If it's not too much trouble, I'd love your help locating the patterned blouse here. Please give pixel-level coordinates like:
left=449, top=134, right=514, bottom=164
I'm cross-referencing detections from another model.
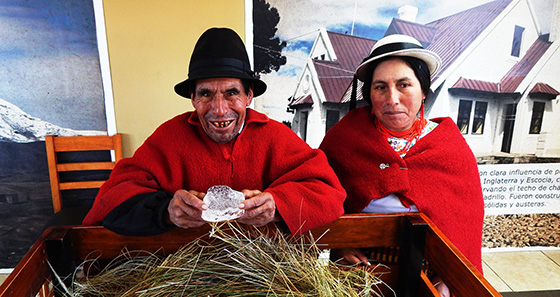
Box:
left=388, top=120, right=439, bottom=157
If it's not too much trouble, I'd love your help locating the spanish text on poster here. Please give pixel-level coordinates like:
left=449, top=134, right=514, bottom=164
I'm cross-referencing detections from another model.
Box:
left=479, top=163, right=560, bottom=215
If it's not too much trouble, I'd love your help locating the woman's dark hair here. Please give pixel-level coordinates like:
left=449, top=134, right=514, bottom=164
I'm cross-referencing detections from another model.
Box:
left=361, top=56, right=431, bottom=105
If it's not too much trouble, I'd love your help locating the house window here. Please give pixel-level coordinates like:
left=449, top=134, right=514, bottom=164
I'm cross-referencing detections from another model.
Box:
left=325, top=110, right=339, bottom=133
left=300, top=111, right=309, bottom=141
left=457, top=100, right=473, bottom=134
left=511, top=25, right=525, bottom=57
left=472, top=101, right=488, bottom=134
left=529, top=102, right=545, bottom=134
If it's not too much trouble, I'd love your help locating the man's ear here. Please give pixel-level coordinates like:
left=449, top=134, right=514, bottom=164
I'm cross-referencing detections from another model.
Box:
left=190, top=91, right=200, bottom=109
left=189, top=83, right=196, bottom=100
left=246, top=87, right=254, bottom=107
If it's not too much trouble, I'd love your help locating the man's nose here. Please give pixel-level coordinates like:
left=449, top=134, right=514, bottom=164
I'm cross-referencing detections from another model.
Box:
left=210, top=94, right=228, bottom=115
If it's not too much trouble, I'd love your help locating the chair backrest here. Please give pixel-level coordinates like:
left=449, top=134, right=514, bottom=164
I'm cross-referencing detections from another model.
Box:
left=45, top=134, right=123, bottom=213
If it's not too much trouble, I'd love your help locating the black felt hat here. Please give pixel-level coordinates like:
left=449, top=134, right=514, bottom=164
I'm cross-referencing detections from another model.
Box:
left=174, top=27, right=267, bottom=98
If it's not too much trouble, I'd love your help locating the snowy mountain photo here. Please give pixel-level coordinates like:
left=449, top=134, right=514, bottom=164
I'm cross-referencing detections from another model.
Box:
left=0, top=97, right=105, bottom=143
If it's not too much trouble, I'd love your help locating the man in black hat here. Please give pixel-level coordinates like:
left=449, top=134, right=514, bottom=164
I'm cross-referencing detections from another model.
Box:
left=83, top=27, right=346, bottom=236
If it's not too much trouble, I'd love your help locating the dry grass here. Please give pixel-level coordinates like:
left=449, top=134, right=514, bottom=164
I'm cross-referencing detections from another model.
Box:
left=56, top=222, right=389, bottom=296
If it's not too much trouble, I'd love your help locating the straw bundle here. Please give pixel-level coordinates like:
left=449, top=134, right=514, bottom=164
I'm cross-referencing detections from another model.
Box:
left=60, top=222, right=388, bottom=296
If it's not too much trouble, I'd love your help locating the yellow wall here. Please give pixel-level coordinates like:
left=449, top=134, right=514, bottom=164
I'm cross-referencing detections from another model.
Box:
left=102, top=0, right=246, bottom=156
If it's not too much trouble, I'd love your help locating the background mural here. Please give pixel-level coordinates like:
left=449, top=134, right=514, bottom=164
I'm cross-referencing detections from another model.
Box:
left=253, top=0, right=560, bottom=250
left=0, top=0, right=107, bottom=268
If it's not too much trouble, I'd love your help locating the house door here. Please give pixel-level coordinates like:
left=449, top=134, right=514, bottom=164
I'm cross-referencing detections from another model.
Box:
left=501, top=103, right=517, bottom=153
left=300, top=111, right=309, bottom=142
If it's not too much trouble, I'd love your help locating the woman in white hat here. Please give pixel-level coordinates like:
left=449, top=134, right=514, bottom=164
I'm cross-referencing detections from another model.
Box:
left=320, top=34, right=484, bottom=296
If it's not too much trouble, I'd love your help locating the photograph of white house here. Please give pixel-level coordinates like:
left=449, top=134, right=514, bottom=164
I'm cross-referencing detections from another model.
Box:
left=286, top=0, right=560, bottom=163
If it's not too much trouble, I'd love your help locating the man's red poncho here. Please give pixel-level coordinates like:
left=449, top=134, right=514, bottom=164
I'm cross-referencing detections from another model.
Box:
left=320, top=106, right=484, bottom=272
left=83, top=109, right=346, bottom=235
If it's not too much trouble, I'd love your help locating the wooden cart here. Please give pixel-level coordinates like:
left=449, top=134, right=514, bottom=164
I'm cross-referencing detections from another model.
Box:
left=0, top=213, right=501, bottom=297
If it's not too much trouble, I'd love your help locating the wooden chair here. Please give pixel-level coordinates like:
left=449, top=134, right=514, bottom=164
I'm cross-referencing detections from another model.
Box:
left=44, top=134, right=123, bottom=224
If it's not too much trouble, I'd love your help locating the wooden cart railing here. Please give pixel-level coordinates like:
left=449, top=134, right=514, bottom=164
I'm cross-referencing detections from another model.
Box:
left=0, top=213, right=501, bottom=297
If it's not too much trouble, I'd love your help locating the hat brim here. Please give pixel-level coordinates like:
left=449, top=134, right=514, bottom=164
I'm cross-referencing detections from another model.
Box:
left=174, top=71, right=267, bottom=99
left=355, top=49, right=442, bottom=82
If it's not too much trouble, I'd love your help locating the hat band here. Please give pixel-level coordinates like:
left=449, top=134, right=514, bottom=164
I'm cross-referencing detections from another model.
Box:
left=189, top=58, right=254, bottom=77
left=368, top=42, right=423, bottom=60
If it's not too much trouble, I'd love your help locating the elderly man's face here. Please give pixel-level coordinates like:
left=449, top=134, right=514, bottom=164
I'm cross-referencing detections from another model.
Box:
left=191, top=78, right=253, bottom=143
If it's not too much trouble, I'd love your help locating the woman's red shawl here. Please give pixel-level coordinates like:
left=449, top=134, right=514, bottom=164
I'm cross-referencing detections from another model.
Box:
left=320, top=106, right=484, bottom=272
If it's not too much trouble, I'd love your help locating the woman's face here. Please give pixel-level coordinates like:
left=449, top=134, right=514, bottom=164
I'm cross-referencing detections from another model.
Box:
left=369, top=58, right=425, bottom=131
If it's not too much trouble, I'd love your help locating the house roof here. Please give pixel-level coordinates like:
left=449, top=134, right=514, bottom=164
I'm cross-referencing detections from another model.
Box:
left=530, top=83, right=560, bottom=96
left=451, top=78, right=560, bottom=98
left=326, top=31, right=376, bottom=71
left=314, top=59, right=354, bottom=103
left=318, top=32, right=375, bottom=104
left=370, top=0, right=557, bottom=97
left=501, top=35, right=552, bottom=93
left=334, top=0, right=514, bottom=99
left=385, top=18, right=437, bottom=47
left=290, top=31, right=375, bottom=107
left=449, top=35, right=553, bottom=95
left=289, top=94, right=313, bottom=107
left=390, top=0, right=513, bottom=79
left=451, top=77, right=500, bottom=93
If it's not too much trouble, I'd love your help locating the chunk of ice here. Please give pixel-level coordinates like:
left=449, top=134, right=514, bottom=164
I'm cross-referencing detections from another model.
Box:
left=201, top=185, right=245, bottom=222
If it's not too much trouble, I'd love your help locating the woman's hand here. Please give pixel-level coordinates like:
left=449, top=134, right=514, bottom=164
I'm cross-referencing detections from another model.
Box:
left=432, top=276, right=451, bottom=297
left=331, top=248, right=371, bottom=266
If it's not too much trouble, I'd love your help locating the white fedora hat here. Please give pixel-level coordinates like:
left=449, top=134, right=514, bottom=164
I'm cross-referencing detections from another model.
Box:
left=355, top=34, right=441, bottom=81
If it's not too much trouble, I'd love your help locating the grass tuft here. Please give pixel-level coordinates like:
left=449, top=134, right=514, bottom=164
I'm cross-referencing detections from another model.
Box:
left=60, top=222, right=389, bottom=296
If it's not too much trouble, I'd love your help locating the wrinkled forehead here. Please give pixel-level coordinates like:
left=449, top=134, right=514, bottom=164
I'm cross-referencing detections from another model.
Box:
left=194, top=77, right=244, bottom=91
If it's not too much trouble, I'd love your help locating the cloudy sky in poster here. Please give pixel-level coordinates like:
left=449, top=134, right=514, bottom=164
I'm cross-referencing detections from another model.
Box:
left=0, top=0, right=106, bottom=131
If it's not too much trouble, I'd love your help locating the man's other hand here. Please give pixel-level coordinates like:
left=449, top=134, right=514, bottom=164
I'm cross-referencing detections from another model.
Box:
left=166, top=189, right=207, bottom=229
left=237, top=190, right=280, bottom=227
